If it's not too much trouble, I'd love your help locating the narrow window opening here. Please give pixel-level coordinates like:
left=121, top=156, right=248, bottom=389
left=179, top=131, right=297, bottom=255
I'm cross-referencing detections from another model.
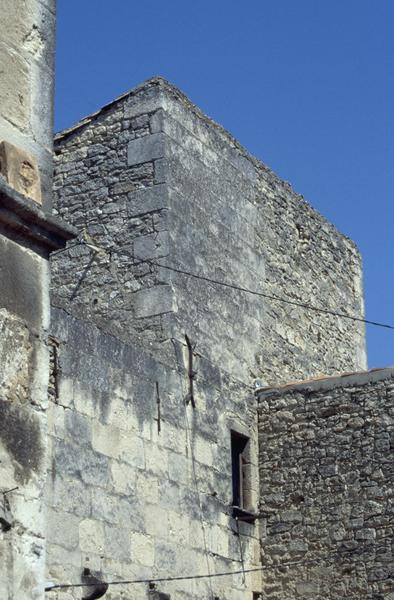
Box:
left=231, top=430, right=254, bottom=520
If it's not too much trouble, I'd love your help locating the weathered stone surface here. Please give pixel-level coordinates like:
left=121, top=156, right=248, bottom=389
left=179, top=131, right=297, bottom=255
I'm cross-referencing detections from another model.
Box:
left=46, top=306, right=259, bottom=598
left=0, top=141, right=41, bottom=203
left=257, top=368, right=394, bottom=599
left=0, top=46, right=30, bottom=130
left=0, top=0, right=56, bottom=209
left=0, top=235, right=46, bottom=327
left=127, top=184, right=167, bottom=216
left=46, top=77, right=374, bottom=600
left=133, top=285, right=176, bottom=318
left=52, top=77, right=366, bottom=385
left=128, top=132, right=166, bottom=165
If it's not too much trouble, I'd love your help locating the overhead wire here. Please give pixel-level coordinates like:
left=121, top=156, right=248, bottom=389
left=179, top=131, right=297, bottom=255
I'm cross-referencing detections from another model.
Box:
left=47, top=244, right=393, bottom=595
left=45, top=540, right=394, bottom=591
left=139, top=258, right=394, bottom=331
left=52, top=241, right=394, bottom=331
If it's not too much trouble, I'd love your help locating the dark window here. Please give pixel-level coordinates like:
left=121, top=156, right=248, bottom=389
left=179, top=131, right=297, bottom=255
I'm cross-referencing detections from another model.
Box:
left=231, top=430, right=251, bottom=511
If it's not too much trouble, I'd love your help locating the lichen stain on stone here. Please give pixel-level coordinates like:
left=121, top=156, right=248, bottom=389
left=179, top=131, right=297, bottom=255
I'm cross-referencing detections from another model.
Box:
left=0, top=399, right=43, bottom=484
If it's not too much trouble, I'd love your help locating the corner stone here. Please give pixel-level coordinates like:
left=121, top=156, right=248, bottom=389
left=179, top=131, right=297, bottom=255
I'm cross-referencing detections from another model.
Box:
left=128, top=133, right=166, bottom=166
left=133, top=285, right=176, bottom=318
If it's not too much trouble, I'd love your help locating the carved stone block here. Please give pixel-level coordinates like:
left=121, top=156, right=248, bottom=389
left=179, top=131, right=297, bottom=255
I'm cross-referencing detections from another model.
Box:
left=0, top=140, right=41, bottom=204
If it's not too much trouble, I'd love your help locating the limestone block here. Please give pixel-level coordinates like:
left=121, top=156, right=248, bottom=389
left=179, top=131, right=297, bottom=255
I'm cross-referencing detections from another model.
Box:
left=149, top=109, right=164, bottom=134
left=154, top=540, right=177, bottom=571
left=104, top=524, right=131, bottom=562
left=127, top=184, right=167, bottom=217
left=47, top=509, right=79, bottom=550
left=158, top=479, right=180, bottom=510
left=167, top=510, right=189, bottom=544
left=145, top=441, right=169, bottom=478
left=79, top=518, right=105, bottom=554
left=52, top=475, right=92, bottom=518
left=1, top=0, right=55, bottom=65
left=0, top=47, right=30, bottom=131
left=189, top=519, right=205, bottom=549
left=136, top=472, right=159, bottom=504
left=110, top=461, right=137, bottom=495
left=0, top=309, right=33, bottom=404
left=54, top=439, right=110, bottom=488
left=158, top=423, right=185, bottom=455
left=1, top=0, right=33, bottom=49
left=127, top=133, right=166, bottom=166
left=133, top=285, right=176, bottom=318
left=154, top=158, right=167, bottom=184
left=296, top=581, right=320, bottom=596
left=0, top=140, right=41, bottom=203
left=134, top=231, right=169, bottom=261
left=144, top=504, right=168, bottom=538
left=92, top=422, right=145, bottom=468
left=91, top=490, right=145, bottom=531
left=100, top=394, right=137, bottom=432
left=47, top=402, right=66, bottom=439
left=168, top=451, right=189, bottom=485
left=193, top=436, right=214, bottom=467
left=0, top=236, right=44, bottom=329
left=130, top=532, right=154, bottom=566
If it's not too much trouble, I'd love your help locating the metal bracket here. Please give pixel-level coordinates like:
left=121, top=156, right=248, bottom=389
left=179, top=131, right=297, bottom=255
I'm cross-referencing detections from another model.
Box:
left=185, top=334, right=197, bottom=408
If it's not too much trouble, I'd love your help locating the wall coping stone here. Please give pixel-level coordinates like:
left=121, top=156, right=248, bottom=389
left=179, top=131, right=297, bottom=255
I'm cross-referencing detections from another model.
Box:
left=256, top=365, right=394, bottom=399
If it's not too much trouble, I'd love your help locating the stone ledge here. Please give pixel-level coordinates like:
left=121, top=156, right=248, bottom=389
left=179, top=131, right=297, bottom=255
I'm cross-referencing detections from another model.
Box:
left=0, top=176, right=76, bottom=254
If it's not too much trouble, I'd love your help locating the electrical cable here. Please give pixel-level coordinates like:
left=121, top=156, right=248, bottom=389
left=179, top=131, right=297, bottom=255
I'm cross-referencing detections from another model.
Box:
left=45, top=544, right=394, bottom=592
left=52, top=242, right=394, bottom=331
left=140, top=258, right=394, bottom=331
left=46, top=244, right=393, bottom=596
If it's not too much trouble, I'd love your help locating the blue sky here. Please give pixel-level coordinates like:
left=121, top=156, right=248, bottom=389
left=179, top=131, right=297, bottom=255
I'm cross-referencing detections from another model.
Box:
left=56, top=0, right=394, bottom=368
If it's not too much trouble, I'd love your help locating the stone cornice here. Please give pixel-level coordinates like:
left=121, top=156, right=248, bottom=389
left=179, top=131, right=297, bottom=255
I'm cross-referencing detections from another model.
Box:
left=0, top=177, right=76, bottom=255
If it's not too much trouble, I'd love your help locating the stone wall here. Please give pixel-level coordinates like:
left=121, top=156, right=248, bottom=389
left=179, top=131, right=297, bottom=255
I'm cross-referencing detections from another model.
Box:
left=51, top=83, right=170, bottom=351
left=0, top=3, right=75, bottom=599
left=45, top=308, right=261, bottom=600
left=50, top=76, right=371, bottom=599
left=0, top=187, right=73, bottom=600
left=52, top=77, right=365, bottom=387
left=0, top=300, right=49, bottom=600
left=257, top=368, right=394, bottom=599
left=0, top=0, right=56, bottom=208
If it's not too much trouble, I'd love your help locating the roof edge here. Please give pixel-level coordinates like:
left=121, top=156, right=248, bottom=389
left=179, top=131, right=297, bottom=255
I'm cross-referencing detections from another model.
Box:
left=54, top=76, right=361, bottom=253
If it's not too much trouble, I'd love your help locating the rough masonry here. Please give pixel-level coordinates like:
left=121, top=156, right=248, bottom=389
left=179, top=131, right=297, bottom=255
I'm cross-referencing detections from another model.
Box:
left=257, top=368, right=394, bottom=599
left=51, top=77, right=366, bottom=387
left=1, top=10, right=391, bottom=596
left=46, top=78, right=373, bottom=600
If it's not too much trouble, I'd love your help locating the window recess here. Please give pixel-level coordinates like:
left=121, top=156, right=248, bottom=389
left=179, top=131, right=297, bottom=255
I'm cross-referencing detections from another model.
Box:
left=231, top=430, right=256, bottom=522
